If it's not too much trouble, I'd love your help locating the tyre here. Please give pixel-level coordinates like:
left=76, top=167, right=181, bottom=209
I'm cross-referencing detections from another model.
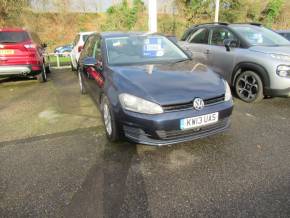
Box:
left=71, top=62, right=76, bottom=71
left=37, top=63, right=47, bottom=83
left=101, top=95, right=120, bottom=142
left=235, top=70, right=264, bottom=103
left=78, top=69, right=86, bottom=95
left=45, top=63, right=51, bottom=74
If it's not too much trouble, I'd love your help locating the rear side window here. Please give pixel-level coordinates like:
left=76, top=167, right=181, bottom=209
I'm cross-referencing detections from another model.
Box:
left=0, top=31, right=30, bottom=43
left=187, top=28, right=209, bottom=44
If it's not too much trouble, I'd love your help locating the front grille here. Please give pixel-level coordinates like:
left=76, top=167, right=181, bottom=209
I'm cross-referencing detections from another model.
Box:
left=204, top=95, right=225, bottom=105
left=156, top=118, right=228, bottom=140
left=162, top=94, right=225, bottom=112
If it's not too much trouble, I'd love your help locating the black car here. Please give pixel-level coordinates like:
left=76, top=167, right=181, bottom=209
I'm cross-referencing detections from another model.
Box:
left=77, top=32, right=234, bottom=146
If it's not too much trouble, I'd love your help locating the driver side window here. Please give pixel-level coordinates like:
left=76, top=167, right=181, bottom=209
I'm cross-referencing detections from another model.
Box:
left=83, top=35, right=96, bottom=57
left=210, top=28, right=238, bottom=46
left=187, top=28, right=209, bottom=44
left=93, top=37, right=101, bottom=59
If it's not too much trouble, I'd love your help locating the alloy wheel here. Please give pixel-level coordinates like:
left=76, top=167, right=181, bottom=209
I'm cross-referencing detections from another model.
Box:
left=237, top=73, right=259, bottom=101
left=78, top=70, right=84, bottom=92
left=103, top=102, right=112, bottom=136
left=42, top=63, right=47, bottom=81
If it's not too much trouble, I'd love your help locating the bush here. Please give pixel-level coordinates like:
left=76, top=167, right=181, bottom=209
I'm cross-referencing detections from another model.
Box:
left=102, top=0, right=145, bottom=31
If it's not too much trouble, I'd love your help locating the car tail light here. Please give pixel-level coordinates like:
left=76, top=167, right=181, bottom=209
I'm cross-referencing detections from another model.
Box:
left=24, top=44, right=37, bottom=49
left=78, top=45, right=83, bottom=52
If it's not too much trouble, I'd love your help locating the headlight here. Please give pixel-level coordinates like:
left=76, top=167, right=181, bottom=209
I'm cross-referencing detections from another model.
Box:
left=270, top=54, right=290, bottom=62
left=224, top=80, right=232, bottom=102
left=277, top=65, right=290, bottom=77
left=119, top=93, right=163, bottom=114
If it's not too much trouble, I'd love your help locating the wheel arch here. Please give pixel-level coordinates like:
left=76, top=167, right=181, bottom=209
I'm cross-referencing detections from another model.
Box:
left=231, top=62, right=270, bottom=89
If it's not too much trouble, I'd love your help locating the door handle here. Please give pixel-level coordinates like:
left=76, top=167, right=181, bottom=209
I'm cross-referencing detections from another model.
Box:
left=204, top=49, right=211, bottom=54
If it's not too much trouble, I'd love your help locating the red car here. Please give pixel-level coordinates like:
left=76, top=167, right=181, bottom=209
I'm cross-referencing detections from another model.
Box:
left=0, top=28, right=48, bottom=82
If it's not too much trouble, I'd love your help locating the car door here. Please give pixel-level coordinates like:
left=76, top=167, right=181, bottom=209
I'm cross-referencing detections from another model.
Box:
left=81, top=35, right=104, bottom=103
left=207, top=27, right=240, bottom=81
left=181, top=27, right=211, bottom=65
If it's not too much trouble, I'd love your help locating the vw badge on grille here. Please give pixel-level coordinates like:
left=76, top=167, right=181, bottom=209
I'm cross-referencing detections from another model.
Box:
left=193, top=98, right=204, bottom=110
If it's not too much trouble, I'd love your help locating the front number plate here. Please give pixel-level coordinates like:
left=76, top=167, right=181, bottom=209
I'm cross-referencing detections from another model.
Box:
left=180, top=112, right=219, bottom=130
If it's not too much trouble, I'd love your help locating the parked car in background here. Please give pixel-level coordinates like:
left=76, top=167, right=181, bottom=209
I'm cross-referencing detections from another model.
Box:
left=179, top=23, right=290, bottom=103
left=70, top=31, right=95, bottom=71
left=276, top=30, right=290, bottom=41
left=0, top=28, right=48, bottom=82
left=54, top=44, right=73, bottom=56
left=77, top=32, right=233, bottom=146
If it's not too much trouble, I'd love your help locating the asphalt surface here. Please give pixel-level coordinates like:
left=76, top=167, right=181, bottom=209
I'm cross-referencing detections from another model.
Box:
left=0, top=69, right=290, bottom=218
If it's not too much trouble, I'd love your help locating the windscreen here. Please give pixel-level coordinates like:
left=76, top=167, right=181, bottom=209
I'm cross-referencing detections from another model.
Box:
left=105, top=35, right=188, bottom=65
left=0, top=31, right=30, bottom=43
left=232, top=25, right=290, bottom=46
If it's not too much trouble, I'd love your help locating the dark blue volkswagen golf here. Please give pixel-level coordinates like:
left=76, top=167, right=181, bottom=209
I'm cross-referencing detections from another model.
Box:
left=77, top=32, right=234, bottom=146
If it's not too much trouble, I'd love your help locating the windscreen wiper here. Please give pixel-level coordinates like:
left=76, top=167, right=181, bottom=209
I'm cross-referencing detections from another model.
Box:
left=173, top=58, right=189, bottom=63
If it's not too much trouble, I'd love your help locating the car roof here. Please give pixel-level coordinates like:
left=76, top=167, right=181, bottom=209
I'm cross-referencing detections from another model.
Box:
left=99, top=32, right=161, bottom=39
left=0, top=27, right=26, bottom=32
left=188, top=22, right=263, bottom=29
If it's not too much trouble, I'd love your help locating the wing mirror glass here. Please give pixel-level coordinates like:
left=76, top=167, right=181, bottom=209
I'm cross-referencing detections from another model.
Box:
left=224, top=39, right=239, bottom=52
left=84, top=57, right=97, bottom=67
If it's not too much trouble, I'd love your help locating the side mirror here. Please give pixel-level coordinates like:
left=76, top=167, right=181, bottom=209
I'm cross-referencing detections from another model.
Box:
left=224, top=39, right=239, bottom=52
left=84, top=57, right=97, bottom=67
left=84, top=57, right=103, bottom=72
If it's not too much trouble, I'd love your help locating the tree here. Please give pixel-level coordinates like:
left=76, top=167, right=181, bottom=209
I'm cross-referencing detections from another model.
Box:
left=219, top=0, right=246, bottom=22
left=103, top=0, right=145, bottom=31
left=260, top=0, right=285, bottom=25
left=0, top=0, right=29, bottom=26
left=174, top=0, right=213, bottom=24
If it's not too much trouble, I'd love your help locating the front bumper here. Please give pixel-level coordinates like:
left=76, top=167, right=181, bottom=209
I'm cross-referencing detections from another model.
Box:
left=265, top=87, right=290, bottom=97
left=0, top=65, right=41, bottom=77
left=117, top=101, right=233, bottom=146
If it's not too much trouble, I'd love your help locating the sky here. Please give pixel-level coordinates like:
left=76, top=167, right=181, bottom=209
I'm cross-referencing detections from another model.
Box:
left=31, top=0, right=174, bottom=13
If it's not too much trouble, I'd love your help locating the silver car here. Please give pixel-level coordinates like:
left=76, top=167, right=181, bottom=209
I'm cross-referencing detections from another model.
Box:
left=179, top=23, right=290, bottom=103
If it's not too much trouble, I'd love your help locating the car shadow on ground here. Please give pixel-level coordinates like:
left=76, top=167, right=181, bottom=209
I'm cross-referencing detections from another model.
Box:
left=62, top=137, right=151, bottom=218
left=0, top=76, right=36, bottom=84
left=0, top=70, right=53, bottom=84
